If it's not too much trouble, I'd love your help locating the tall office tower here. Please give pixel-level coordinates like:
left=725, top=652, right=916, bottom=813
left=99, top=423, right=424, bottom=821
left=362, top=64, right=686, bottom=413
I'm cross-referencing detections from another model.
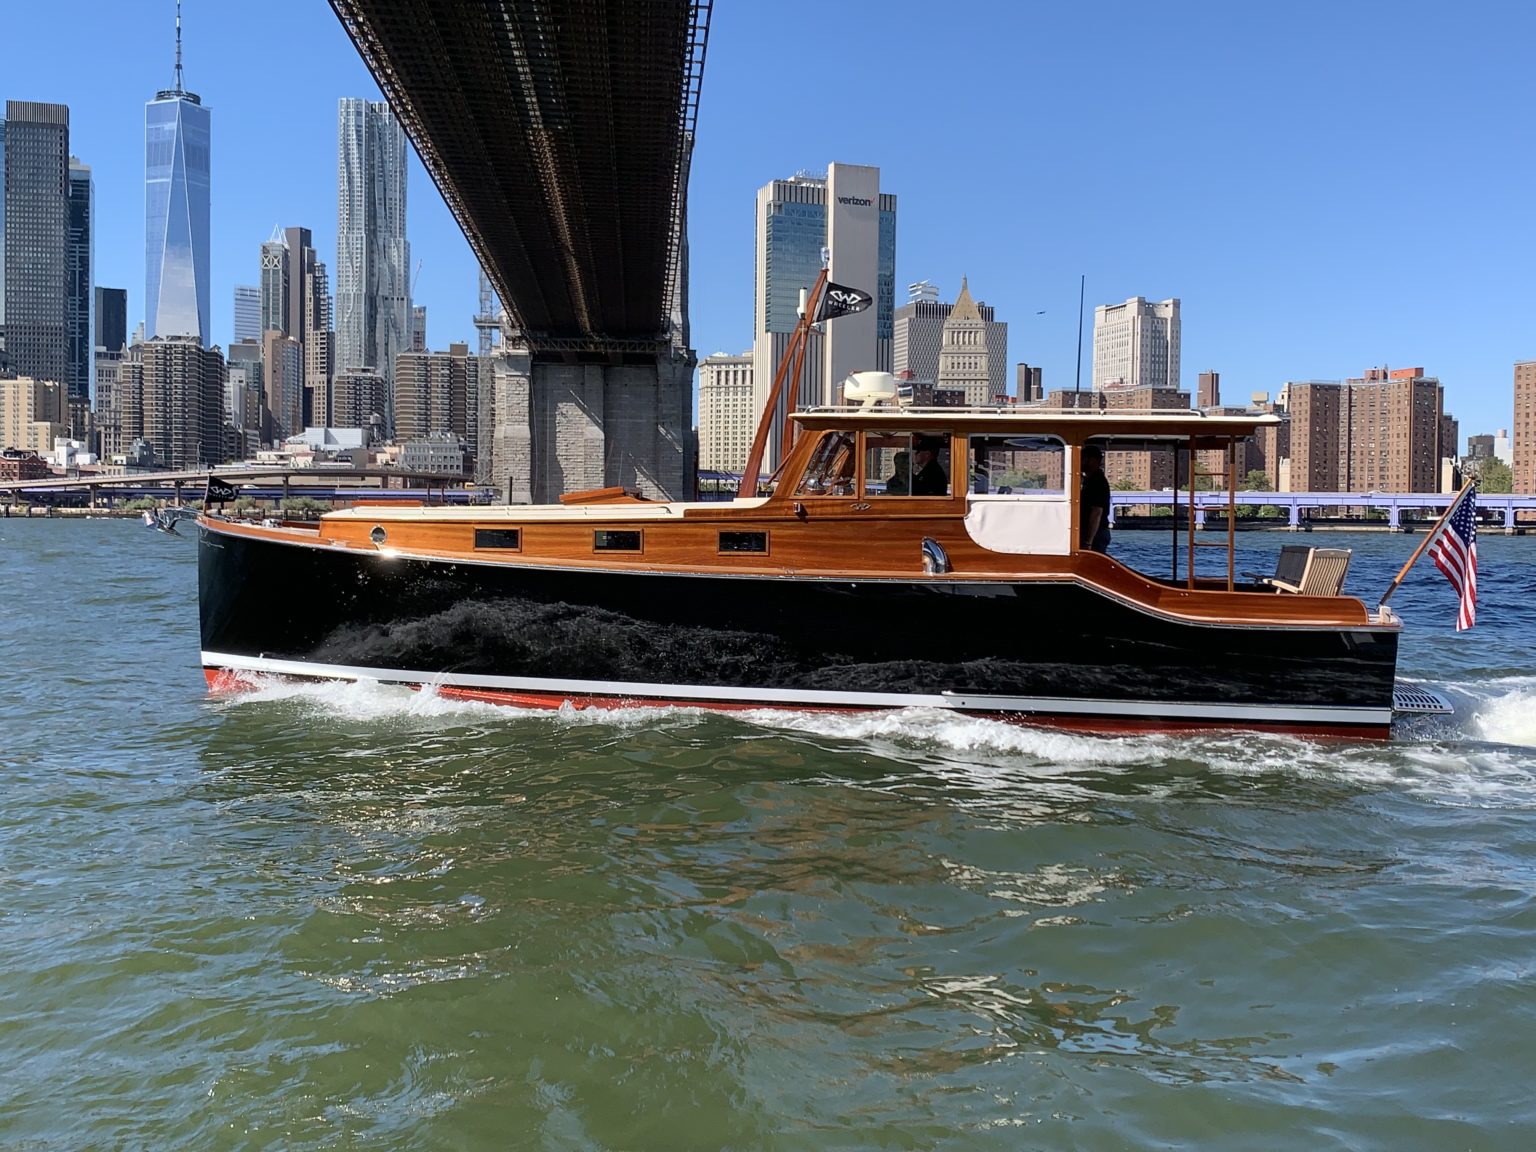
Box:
left=259, top=227, right=333, bottom=426
left=336, top=98, right=410, bottom=430
left=1198, top=370, right=1220, bottom=408
left=935, top=278, right=994, bottom=406
left=225, top=337, right=263, bottom=441
left=411, top=305, right=427, bottom=352
left=232, top=284, right=260, bottom=343
left=697, top=351, right=754, bottom=471
left=393, top=341, right=477, bottom=444
left=260, top=330, right=302, bottom=441
left=1015, top=363, right=1043, bottom=403
left=1091, top=296, right=1180, bottom=391
left=1515, top=361, right=1536, bottom=493
left=65, top=158, right=93, bottom=432
left=140, top=335, right=225, bottom=468
left=1, top=102, right=71, bottom=391
left=94, top=287, right=127, bottom=353
left=290, top=233, right=332, bottom=427
left=306, top=327, right=334, bottom=427
left=112, top=350, right=146, bottom=459
left=93, top=347, right=127, bottom=457
left=259, top=232, right=288, bottom=333
left=145, top=6, right=211, bottom=344
left=751, top=166, right=896, bottom=468
left=894, top=280, right=1008, bottom=398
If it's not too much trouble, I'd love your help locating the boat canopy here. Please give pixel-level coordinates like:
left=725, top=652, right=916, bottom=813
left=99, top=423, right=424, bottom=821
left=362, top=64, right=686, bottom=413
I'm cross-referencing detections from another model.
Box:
left=791, top=406, right=1280, bottom=447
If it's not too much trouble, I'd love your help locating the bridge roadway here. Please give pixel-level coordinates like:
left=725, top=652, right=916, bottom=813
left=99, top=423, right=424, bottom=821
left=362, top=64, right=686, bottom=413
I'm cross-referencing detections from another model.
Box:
left=1109, top=490, right=1536, bottom=531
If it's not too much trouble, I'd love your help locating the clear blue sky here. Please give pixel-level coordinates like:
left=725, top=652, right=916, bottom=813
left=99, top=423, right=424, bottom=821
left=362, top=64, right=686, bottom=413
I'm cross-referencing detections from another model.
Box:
left=6, top=1, right=1532, bottom=440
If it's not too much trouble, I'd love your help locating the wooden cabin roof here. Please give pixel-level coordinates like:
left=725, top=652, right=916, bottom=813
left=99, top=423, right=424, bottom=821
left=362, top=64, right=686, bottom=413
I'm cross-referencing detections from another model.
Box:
left=791, top=406, right=1281, bottom=442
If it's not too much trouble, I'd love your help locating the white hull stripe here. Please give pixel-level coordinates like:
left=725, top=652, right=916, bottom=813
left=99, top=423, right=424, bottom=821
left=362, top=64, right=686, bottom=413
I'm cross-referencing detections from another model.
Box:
left=201, top=652, right=1393, bottom=727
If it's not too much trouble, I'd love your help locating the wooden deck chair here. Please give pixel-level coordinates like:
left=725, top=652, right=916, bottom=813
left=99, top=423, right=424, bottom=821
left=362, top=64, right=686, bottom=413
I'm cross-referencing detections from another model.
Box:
left=1249, top=544, right=1312, bottom=591
left=1271, top=547, right=1352, bottom=596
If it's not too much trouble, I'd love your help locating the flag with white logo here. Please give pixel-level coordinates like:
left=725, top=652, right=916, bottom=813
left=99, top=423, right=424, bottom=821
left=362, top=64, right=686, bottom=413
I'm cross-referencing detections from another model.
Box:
left=815, top=283, right=873, bottom=323
left=204, top=475, right=239, bottom=507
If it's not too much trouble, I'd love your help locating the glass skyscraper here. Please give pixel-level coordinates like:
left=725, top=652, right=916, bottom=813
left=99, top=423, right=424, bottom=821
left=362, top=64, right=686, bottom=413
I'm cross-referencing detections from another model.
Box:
left=750, top=168, right=897, bottom=468
left=336, top=98, right=410, bottom=430
left=145, top=19, right=210, bottom=347
left=1, top=101, right=71, bottom=392
left=68, top=159, right=94, bottom=412
left=232, top=285, right=260, bottom=344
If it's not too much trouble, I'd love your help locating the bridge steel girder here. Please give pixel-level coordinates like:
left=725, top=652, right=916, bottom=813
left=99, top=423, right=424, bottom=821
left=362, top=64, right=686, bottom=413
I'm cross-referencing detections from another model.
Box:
left=329, top=0, right=711, bottom=356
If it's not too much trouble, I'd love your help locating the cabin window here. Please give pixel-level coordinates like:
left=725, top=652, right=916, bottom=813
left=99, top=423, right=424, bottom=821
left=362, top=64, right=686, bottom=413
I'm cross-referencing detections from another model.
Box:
left=961, top=434, right=1073, bottom=557
left=594, top=529, right=642, bottom=552
left=718, top=530, right=768, bottom=554
left=474, top=528, right=522, bottom=550
left=864, top=431, right=951, bottom=497
left=968, top=434, right=1066, bottom=495
left=795, top=432, right=857, bottom=497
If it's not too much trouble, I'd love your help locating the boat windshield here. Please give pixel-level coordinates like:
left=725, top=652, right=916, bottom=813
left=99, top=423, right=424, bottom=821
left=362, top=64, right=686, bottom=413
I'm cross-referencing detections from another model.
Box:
left=795, top=432, right=857, bottom=497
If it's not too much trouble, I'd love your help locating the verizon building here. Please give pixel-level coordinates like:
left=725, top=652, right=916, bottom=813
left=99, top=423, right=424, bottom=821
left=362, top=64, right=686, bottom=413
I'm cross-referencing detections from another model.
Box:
left=751, top=164, right=896, bottom=468
left=1092, top=296, right=1180, bottom=391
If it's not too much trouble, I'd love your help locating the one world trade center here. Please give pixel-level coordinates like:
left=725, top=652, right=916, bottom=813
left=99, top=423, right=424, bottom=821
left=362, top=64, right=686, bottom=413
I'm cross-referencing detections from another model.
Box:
left=145, top=3, right=209, bottom=345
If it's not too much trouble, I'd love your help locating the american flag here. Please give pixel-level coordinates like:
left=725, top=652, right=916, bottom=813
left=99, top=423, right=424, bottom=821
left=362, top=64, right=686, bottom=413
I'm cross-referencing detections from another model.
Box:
left=1428, top=483, right=1478, bottom=631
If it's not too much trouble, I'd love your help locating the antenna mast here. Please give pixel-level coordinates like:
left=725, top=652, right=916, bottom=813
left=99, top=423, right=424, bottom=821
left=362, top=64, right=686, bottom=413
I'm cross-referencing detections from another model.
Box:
left=174, top=0, right=184, bottom=92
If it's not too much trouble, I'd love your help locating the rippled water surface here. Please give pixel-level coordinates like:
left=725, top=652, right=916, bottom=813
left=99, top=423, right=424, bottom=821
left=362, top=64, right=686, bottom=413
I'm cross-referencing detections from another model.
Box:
left=2, top=519, right=1534, bottom=1149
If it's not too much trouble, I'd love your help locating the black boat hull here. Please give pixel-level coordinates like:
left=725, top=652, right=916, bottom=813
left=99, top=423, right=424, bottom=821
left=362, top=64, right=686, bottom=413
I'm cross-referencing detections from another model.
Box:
left=198, top=523, right=1399, bottom=735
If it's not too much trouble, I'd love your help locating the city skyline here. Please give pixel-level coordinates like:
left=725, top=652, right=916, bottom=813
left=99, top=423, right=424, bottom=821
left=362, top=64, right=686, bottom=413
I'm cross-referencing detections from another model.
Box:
left=0, top=1, right=1531, bottom=442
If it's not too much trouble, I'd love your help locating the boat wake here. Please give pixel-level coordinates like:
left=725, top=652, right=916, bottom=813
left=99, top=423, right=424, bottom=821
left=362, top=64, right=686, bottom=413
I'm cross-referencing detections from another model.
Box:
left=212, top=673, right=1536, bottom=803
left=1454, top=676, right=1536, bottom=748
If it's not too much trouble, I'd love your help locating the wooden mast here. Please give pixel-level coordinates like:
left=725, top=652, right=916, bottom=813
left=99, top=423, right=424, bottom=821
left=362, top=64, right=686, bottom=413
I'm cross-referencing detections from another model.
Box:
left=738, top=269, right=828, bottom=497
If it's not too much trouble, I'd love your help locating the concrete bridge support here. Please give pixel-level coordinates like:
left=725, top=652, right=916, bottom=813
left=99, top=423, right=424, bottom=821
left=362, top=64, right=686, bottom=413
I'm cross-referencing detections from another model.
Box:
left=487, top=349, right=695, bottom=504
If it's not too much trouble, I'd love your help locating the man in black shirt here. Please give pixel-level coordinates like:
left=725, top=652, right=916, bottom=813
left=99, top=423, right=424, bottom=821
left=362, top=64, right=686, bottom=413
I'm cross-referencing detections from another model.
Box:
left=910, top=435, right=948, bottom=496
left=1080, top=444, right=1112, bottom=552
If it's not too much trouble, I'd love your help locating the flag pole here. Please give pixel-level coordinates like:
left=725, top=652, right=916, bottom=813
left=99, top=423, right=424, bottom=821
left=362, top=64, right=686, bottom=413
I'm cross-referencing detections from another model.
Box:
left=738, top=268, right=828, bottom=498
left=1378, top=479, right=1475, bottom=608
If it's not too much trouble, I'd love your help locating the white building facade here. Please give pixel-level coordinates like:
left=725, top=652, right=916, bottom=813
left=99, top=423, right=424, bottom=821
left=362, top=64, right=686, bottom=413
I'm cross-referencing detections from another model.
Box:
left=697, top=351, right=754, bottom=472
left=1091, top=296, right=1180, bottom=391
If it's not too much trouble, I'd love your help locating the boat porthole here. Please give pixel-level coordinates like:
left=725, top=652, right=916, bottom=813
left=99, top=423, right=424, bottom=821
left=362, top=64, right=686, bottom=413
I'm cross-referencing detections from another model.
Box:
left=370, top=526, right=387, bottom=545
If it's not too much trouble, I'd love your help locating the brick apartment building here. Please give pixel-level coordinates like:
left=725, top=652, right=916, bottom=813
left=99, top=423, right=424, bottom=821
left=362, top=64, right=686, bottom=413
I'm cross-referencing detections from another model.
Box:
left=1285, top=367, right=1444, bottom=493
left=1515, top=360, right=1536, bottom=493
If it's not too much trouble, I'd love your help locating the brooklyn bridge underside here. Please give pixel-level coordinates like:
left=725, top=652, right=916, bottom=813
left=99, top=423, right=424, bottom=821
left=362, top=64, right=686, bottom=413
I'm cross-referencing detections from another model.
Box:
left=329, top=0, right=709, bottom=357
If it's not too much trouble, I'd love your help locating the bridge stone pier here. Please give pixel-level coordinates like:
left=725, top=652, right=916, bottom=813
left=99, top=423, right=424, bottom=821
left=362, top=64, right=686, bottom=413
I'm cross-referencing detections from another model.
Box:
left=487, top=350, right=694, bottom=504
